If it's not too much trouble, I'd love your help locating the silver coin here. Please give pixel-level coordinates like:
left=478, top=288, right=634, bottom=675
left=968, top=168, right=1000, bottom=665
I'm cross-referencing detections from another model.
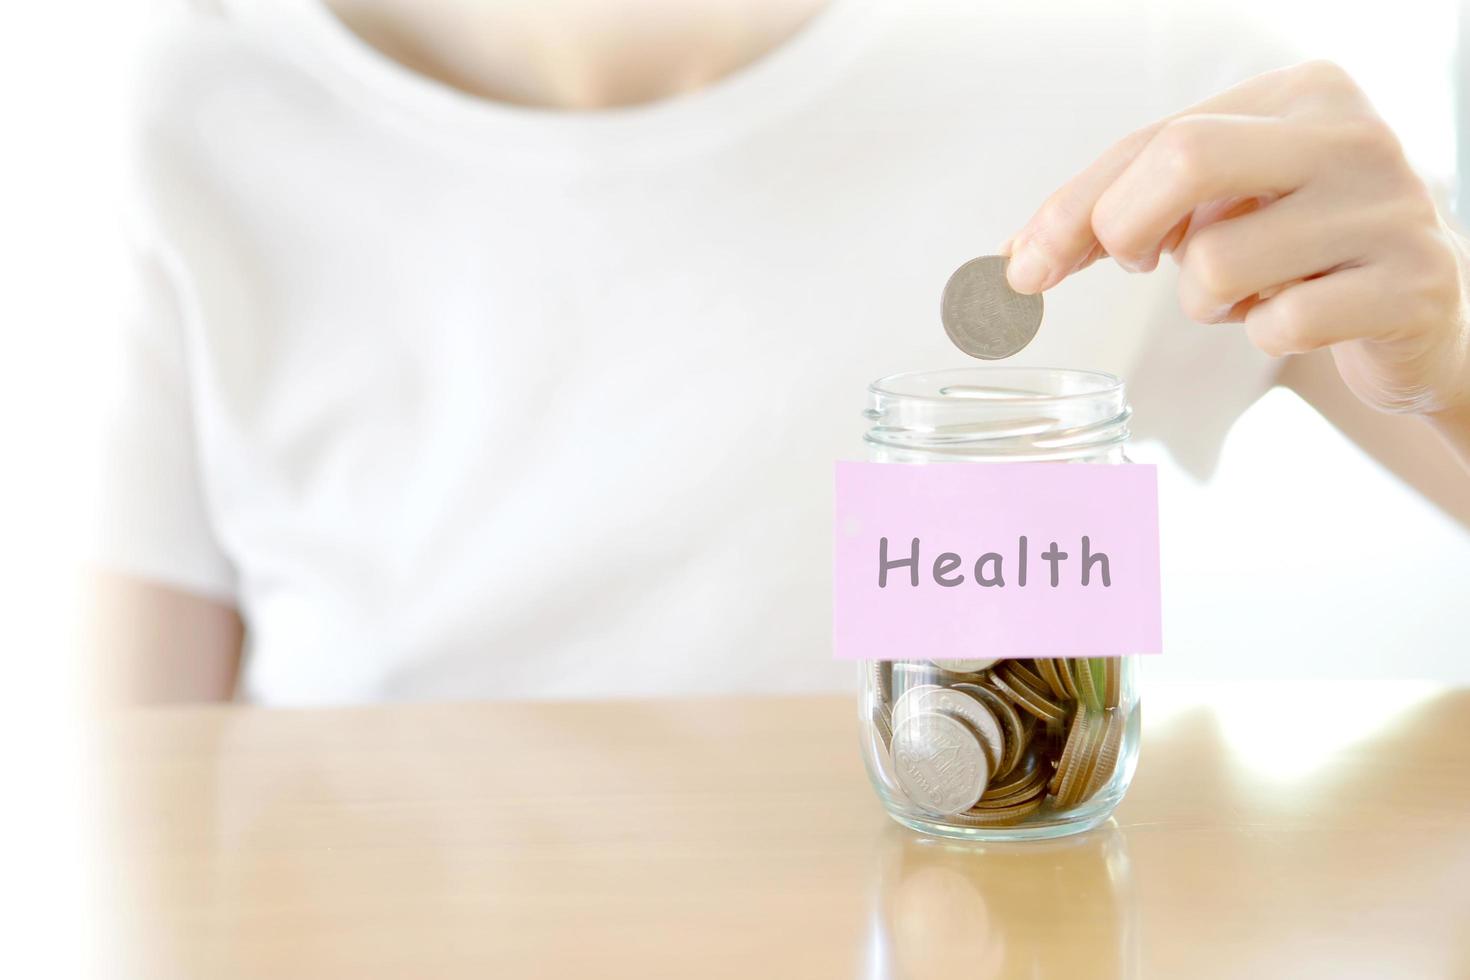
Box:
left=952, top=682, right=1026, bottom=777
left=890, top=711, right=990, bottom=815
left=940, top=255, right=1043, bottom=360
left=909, top=687, right=1005, bottom=775
left=891, top=660, right=942, bottom=685
left=869, top=660, right=892, bottom=709
left=928, top=658, right=998, bottom=673
left=890, top=684, right=944, bottom=730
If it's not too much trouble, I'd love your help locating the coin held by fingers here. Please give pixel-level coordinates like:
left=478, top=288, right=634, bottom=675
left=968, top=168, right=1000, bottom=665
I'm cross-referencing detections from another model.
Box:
left=940, top=255, right=1045, bottom=360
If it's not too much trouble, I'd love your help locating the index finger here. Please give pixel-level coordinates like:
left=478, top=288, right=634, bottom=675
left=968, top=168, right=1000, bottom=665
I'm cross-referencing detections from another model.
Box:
left=1003, top=125, right=1161, bottom=293
left=1004, top=66, right=1304, bottom=294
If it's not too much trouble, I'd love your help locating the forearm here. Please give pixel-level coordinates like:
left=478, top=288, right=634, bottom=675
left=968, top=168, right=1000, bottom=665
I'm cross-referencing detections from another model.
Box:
left=1425, top=401, right=1470, bottom=471
left=90, top=572, right=244, bottom=705
left=1429, top=224, right=1470, bottom=470
left=1279, top=351, right=1470, bottom=528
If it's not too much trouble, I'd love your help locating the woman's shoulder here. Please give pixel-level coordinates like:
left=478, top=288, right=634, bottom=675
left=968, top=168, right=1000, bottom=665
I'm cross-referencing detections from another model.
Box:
left=129, top=1, right=329, bottom=134
left=124, top=2, right=348, bottom=207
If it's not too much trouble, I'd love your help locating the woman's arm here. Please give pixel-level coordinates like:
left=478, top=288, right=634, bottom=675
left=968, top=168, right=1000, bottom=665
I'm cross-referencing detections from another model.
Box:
left=1003, top=60, right=1470, bottom=479
left=90, top=572, right=243, bottom=704
left=1427, top=400, right=1470, bottom=470
left=1279, top=350, right=1470, bottom=527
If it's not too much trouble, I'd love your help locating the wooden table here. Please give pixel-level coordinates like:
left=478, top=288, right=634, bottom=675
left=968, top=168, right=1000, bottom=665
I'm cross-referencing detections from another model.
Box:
left=104, top=682, right=1470, bottom=979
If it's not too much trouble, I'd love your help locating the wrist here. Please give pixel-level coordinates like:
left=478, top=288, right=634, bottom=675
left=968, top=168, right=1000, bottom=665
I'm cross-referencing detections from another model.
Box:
left=1424, top=387, right=1470, bottom=470
left=1423, top=223, right=1470, bottom=467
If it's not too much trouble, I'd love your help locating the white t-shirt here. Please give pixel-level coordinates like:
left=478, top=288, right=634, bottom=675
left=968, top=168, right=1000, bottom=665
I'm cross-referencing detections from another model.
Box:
left=101, top=0, right=1285, bottom=704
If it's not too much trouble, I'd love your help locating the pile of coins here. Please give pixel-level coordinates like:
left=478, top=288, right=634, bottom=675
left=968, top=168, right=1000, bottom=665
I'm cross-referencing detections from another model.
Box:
left=868, top=658, right=1129, bottom=826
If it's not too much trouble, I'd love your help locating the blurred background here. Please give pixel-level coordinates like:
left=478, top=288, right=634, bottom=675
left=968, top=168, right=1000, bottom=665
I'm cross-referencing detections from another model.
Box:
left=10, top=0, right=1465, bottom=691
left=2, top=1, right=1468, bottom=974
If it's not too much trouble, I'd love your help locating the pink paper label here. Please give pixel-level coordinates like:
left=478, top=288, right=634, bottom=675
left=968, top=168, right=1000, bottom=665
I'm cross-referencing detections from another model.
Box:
left=833, top=461, right=1162, bottom=660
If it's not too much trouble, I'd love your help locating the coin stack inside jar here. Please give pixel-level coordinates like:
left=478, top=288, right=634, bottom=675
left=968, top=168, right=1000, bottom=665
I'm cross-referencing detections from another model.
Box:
left=869, top=658, right=1129, bottom=827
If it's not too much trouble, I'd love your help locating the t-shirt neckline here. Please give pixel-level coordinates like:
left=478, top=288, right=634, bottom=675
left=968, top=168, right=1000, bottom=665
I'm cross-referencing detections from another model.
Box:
left=243, top=0, right=879, bottom=167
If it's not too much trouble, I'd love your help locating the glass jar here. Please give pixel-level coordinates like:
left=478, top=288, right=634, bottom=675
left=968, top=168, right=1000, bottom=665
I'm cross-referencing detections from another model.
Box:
left=858, top=367, right=1141, bottom=841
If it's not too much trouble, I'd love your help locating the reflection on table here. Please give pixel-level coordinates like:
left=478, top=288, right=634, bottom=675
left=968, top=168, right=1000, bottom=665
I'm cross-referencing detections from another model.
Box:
left=866, top=821, right=1134, bottom=979
left=101, top=683, right=1470, bottom=978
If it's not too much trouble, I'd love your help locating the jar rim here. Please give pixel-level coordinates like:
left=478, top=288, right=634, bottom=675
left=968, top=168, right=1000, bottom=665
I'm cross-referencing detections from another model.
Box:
left=864, top=367, right=1130, bottom=460
left=868, top=366, right=1125, bottom=406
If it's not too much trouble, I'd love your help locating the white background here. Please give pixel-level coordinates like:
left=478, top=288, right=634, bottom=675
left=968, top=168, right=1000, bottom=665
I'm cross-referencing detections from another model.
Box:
left=2, top=1, right=1466, bottom=975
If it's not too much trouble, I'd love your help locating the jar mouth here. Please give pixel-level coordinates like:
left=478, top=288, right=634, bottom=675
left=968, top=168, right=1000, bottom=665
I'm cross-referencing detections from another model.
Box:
left=868, top=367, right=1125, bottom=405
left=865, top=367, right=1131, bottom=460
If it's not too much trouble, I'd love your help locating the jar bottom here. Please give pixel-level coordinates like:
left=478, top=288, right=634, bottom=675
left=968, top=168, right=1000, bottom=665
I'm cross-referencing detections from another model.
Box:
left=884, top=787, right=1126, bottom=842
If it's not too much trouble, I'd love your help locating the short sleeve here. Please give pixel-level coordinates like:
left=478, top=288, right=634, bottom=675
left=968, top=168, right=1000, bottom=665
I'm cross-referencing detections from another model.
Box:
left=91, top=238, right=237, bottom=601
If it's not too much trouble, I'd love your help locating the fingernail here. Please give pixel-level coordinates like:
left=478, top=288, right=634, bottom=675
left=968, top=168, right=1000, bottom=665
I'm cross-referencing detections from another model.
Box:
left=1006, top=247, right=1051, bottom=294
left=998, top=236, right=1015, bottom=257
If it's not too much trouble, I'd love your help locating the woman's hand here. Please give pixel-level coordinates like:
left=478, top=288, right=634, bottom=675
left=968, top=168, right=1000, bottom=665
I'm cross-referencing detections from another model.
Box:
left=1004, top=61, right=1470, bottom=457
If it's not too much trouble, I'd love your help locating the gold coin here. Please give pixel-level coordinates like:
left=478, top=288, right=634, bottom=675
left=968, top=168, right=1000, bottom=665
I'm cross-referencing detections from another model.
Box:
left=972, top=784, right=1046, bottom=811
left=951, top=793, right=1046, bottom=827
left=974, top=761, right=1048, bottom=809
left=1101, top=657, right=1121, bottom=709
left=1036, top=658, right=1071, bottom=701
left=991, top=663, right=1070, bottom=725
left=1048, top=705, right=1095, bottom=798
left=997, top=661, right=1055, bottom=702
left=1072, top=658, right=1104, bottom=713
left=1055, top=706, right=1109, bottom=808
left=1005, top=659, right=1049, bottom=692
left=977, top=747, right=1038, bottom=798
left=1056, top=657, right=1080, bottom=700
left=1080, top=708, right=1126, bottom=803
left=1016, top=712, right=1038, bottom=756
